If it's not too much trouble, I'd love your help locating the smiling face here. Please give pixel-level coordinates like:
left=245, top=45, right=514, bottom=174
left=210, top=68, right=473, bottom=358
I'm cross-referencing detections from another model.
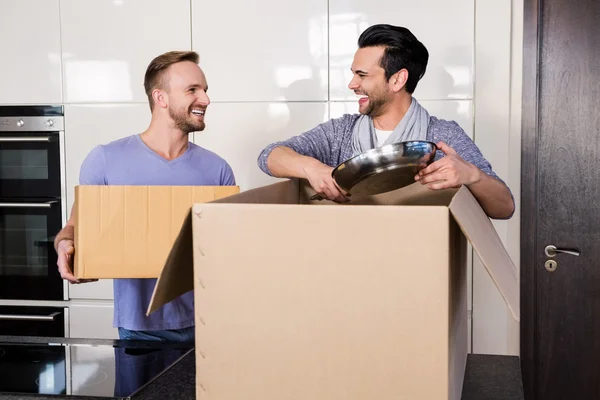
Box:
left=347, top=46, right=392, bottom=118
left=162, top=61, right=210, bottom=133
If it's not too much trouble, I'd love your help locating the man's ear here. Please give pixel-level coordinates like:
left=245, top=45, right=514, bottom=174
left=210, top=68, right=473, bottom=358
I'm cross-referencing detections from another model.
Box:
left=390, top=69, right=409, bottom=93
left=152, top=88, right=168, bottom=109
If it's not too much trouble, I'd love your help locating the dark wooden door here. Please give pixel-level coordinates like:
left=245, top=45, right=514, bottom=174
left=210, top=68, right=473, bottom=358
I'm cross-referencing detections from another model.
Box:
left=521, top=0, right=600, bottom=399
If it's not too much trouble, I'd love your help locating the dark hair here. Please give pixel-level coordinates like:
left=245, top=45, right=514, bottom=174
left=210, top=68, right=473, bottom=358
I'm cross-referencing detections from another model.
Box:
left=144, top=51, right=200, bottom=111
left=357, top=24, right=429, bottom=93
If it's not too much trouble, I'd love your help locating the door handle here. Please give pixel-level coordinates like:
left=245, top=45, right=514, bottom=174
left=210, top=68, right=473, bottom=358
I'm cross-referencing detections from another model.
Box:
left=545, top=245, right=581, bottom=258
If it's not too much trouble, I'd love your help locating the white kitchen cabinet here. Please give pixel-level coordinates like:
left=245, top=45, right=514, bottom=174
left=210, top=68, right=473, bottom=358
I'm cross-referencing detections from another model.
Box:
left=0, top=0, right=62, bottom=104
left=64, top=104, right=151, bottom=300
left=68, top=280, right=114, bottom=301
left=191, top=0, right=328, bottom=102
left=69, top=301, right=118, bottom=339
left=60, top=0, right=191, bottom=103
left=328, top=0, right=473, bottom=102
left=193, top=102, right=329, bottom=191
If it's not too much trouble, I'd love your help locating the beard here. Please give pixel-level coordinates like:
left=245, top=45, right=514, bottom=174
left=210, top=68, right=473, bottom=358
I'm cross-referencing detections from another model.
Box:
left=168, top=105, right=205, bottom=133
left=359, top=84, right=390, bottom=118
left=361, top=96, right=388, bottom=117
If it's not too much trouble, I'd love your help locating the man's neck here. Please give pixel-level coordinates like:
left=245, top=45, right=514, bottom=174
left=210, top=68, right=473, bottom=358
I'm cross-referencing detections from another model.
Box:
left=371, top=95, right=413, bottom=131
left=140, top=119, right=190, bottom=161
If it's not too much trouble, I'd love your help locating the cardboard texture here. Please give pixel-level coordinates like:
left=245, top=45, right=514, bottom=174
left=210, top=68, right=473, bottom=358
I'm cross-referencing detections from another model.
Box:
left=73, top=185, right=240, bottom=279
left=145, top=179, right=519, bottom=400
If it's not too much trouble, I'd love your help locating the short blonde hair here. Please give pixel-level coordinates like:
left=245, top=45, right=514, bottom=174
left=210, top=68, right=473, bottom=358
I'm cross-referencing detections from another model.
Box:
left=143, top=50, right=200, bottom=111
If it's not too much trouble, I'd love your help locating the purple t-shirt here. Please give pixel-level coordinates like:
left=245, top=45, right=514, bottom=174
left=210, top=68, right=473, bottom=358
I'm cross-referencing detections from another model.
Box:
left=78, top=134, right=235, bottom=331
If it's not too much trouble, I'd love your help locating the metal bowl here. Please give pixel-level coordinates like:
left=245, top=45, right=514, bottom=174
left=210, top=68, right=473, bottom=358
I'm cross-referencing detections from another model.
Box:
left=333, top=141, right=437, bottom=197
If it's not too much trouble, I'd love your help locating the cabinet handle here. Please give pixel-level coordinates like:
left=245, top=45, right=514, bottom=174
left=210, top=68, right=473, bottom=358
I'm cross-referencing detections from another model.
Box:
left=0, top=312, right=62, bottom=321
left=0, top=201, right=56, bottom=208
left=0, top=136, right=50, bottom=142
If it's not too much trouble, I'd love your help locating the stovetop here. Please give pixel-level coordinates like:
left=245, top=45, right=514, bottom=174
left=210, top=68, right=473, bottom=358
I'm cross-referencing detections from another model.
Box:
left=0, top=341, right=193, bottom=399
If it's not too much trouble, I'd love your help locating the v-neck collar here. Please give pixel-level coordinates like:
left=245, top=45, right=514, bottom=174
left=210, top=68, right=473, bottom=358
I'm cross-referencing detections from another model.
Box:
left=135, top=134, right=192, bottom=166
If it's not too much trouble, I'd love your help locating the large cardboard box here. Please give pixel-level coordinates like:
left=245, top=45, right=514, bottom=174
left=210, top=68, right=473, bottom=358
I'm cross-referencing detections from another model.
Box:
left=73, top=185, right=240, bottom=278
left=147, top=179, right=519, bottom=400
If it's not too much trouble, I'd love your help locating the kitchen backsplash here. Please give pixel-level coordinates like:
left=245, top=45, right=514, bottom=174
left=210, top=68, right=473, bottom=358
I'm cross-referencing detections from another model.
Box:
left=0, top=0, right=523, bottom=355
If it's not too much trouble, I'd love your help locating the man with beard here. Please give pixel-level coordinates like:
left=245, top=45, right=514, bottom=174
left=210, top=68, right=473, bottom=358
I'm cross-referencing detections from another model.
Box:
left=257, top=24, right=514, bottom=219
left=53, top=51, right=235, bottom=342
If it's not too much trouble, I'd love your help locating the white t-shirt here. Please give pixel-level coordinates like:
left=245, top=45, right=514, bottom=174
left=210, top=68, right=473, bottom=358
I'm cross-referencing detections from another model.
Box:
left=375, top=129, right=393, bottom=147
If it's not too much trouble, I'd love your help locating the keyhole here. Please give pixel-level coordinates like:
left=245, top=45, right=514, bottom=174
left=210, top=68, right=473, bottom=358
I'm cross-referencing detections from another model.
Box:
left=545, top=259, right=558, bottom=272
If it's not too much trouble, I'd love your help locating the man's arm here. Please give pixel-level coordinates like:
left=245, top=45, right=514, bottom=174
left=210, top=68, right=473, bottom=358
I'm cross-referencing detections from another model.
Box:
left=53, top=207, right=84, bottom=283
left=220, top=161, right=237, bottom=186
left=267, top=147, right=349, bottom=203
left=257, top=118, right=349, bottom=202
left=53, top=211, right=74, bottom=253
left=463, top=168, right=514, bottom=219
left=267, top=147, right=347, bottom=202
left=267, top=146, right=320, bottom=179
left=258, top=119, right=335, bottom=175
left=418, top=122, right=515, bottom=219
left=55, top=145, right=107, bottom=283
left=416, top=141, right=514, bottom=218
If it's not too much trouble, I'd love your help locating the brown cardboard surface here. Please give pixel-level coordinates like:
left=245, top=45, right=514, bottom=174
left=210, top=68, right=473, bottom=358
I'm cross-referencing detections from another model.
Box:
left=146, top=180, right=300, bottom=313
left=448, top=217, right=469, bottom=400
left=347, top=178, right=460, bottom=206
left=148, top=180, right=300, bottom=314
left=213, top=179, right=300, bottom=205
left=145, top=211, right=195, bottom=312
left=191, top=203, right=457, bottom=399
left=142, top=179, right=517, bottom=399
left=73, top=185, right=239, bottom=279
left=448, top=187, right=519, bottom=321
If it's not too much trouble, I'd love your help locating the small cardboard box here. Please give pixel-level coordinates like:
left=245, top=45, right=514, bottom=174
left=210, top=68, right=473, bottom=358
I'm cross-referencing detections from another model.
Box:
left=73, top=185, right=240, bottom=278
left=147, top=179, right=519, bottom=400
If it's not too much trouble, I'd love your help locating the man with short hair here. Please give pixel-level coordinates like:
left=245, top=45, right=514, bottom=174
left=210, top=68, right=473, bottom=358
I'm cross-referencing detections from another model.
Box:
left=54, top=50, right=235, bottom=341
left=258, top=24, right=514, bottom=219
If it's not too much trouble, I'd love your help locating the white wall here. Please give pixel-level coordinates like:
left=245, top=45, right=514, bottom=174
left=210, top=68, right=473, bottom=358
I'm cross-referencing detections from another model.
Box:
left=0, top=0, right=523, bottom=352
left=471, top=0, right=523, bottom=356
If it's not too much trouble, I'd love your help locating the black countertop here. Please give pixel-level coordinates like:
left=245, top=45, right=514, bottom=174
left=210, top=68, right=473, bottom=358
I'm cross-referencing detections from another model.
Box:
left=0, top=336, right=523, bottom=400
left=0, top=336, right=194, bottom=400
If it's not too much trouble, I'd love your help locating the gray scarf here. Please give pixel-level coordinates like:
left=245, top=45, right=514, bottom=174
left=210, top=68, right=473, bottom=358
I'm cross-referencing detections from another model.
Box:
left=351, top=97, right=430, bottom=156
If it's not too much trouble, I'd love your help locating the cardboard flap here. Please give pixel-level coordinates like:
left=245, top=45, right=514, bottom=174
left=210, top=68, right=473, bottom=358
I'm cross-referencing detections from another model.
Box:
left=213, top=179, right=299, bottom=205
left=360, top=181, right=459, bottom=206
left=449, top=186, right=520, bottom=321
left=146, top=210, right=194, bottom=315
left=300, top=180, right=459, bottom=206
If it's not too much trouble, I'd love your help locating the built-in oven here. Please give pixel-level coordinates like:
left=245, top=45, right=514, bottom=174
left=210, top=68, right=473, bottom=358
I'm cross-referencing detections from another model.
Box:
left=0, top=199, right=64, bottom=300
left=0, top=106, right=65, bottom=302
left=0, top=305, right=65, bottom=336
left=0, top=106, right=63, bottom=199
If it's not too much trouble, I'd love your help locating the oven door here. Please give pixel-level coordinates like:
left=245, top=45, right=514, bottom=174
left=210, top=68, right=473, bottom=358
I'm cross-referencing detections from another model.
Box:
left=0, top=131, right=62, bottom=199
left=0, top=199, right=64, bottom=300
left=0, top=306, right=65, bottom=336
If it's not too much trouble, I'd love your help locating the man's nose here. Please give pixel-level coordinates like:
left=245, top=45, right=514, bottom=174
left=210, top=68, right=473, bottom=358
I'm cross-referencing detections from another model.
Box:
left=198, top=91, right=210, bottom=106
left=348, top=76, right=359, bottom=90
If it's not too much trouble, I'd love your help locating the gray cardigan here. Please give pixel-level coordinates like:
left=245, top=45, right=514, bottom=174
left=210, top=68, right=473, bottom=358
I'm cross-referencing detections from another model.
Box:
left=258, top=113, right=502, bottom=183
